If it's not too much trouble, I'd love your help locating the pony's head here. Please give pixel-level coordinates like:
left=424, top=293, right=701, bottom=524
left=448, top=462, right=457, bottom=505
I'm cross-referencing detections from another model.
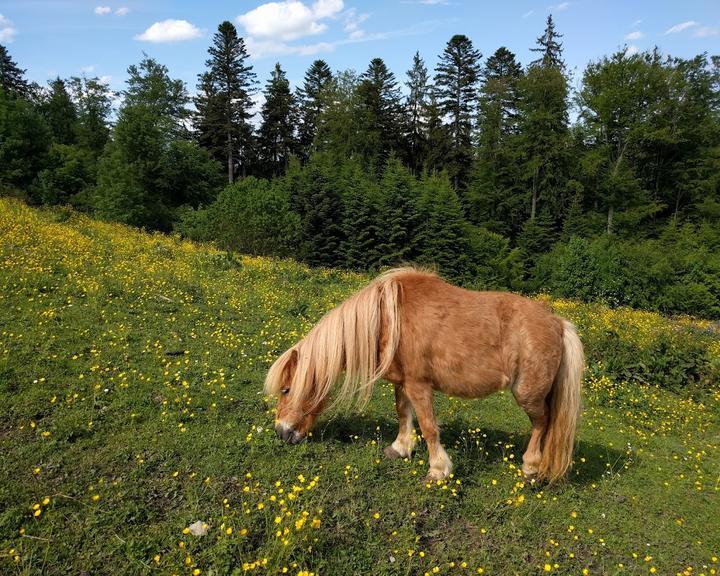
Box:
left=264, top=346, right=326, bottom=444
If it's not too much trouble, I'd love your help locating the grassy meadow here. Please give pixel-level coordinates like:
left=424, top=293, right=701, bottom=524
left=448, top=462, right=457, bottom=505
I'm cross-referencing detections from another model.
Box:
left=0, top=198, right=719, bottom=576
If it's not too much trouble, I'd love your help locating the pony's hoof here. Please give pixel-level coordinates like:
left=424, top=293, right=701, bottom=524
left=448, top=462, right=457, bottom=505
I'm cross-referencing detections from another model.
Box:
left=424, top=470, right=450, bottom=483
left=384, top=445, right=403, bottom=459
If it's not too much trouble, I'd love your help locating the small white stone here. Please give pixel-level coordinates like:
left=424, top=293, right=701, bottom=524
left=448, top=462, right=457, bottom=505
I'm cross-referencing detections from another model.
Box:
left=188, top=520, right=208, bottom=537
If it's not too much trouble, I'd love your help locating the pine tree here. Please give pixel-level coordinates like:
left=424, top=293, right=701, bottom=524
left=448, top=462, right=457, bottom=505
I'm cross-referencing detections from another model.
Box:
left=41, top=78, right=77, bottom=145
left=0, top=44, right=29, bottom=98
left=357, top=58, right=406, bottom=170
left=405, top=52, right=430, bottom=174
left=434, top=34, right=482, bottom=191
left=296, top=60, right=333, bottom=161
left=195, top=21, right=257, bottom=183
left=258, top=63, right=297, bottom=177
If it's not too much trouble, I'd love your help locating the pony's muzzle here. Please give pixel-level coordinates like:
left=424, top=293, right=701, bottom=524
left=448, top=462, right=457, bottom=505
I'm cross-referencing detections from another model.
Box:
left=275, top=422, right=304, bottom=444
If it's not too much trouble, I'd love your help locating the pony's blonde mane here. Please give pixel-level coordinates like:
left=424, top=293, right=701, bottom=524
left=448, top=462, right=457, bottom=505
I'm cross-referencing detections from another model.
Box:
left=264, top=267, right=429, bottom=411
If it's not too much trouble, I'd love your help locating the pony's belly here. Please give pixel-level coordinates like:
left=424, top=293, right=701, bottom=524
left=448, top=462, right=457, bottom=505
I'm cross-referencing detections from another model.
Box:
left=432, top=368, right=511, bottom=398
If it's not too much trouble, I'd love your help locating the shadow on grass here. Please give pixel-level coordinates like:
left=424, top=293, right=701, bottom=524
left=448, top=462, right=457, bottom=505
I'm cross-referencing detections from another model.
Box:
left=314, top=413, right=632, bottom=486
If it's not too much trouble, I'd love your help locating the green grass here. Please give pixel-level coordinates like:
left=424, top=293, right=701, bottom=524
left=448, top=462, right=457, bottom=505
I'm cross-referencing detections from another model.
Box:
left=1, top=199, right=718, bottom=576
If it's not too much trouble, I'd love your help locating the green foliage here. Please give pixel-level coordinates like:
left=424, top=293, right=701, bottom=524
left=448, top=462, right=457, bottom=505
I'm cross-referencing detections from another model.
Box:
left=37, top=143, right=95, bottom=205
left=0, top=88, right=50, bottom=193
left=190, top=177, right=299, bottom=256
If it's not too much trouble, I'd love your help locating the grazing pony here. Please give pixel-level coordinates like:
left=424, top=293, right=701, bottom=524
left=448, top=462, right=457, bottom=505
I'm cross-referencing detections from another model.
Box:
left=265, top=267, right=584, bottom=483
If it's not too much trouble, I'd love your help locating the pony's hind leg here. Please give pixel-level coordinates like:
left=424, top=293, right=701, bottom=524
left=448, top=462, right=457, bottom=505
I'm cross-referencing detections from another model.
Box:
left=512, top=378, right=551, bottom=480
left=404, top=381, right=453, bottom=481
left=384, top=384, right=415, bottom=459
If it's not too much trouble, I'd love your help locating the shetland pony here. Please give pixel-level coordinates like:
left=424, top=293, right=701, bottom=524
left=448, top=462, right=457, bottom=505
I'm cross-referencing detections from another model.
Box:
left=265, top=267, right=584, bottom=483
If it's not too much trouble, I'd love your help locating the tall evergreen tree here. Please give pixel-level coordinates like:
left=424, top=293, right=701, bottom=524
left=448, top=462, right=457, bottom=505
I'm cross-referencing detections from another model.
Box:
left=531, top=14, right=565, bottom=70
left=195, top=21, right=257, bottom=183
left=41, top=78, right=77, bottom=145
left=423, top=89, right=452, bottom=174
left=469, top=47, right=524, bottom=234
left=518, top=16, right=570, bottom=224
left=258, top=63, right=297, bottom=177
left=357, top=57, right=406, bottom=170
left=0, top=44, right=29, bottom=98
left=434, top=34, right=482, bottom=191
left=405, top=52, right=430, bottom=174
left=296, top=59, right=333, bottom=161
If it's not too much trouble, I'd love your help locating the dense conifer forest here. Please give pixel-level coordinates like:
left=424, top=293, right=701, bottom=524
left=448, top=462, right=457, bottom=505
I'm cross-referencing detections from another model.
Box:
left=1, top=16, right=719, bottom=317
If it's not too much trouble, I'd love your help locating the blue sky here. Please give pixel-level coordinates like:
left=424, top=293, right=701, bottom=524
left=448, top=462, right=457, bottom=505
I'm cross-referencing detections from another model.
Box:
left=1, top=0, right=719, bottom=102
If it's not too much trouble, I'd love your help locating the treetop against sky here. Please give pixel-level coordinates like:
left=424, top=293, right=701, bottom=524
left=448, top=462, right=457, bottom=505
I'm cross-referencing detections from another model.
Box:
left=1, top=0, right=718, bottom=101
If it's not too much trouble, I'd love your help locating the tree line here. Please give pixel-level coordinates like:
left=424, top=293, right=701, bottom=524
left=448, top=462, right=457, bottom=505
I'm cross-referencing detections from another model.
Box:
left=1, top=16, right=719, bottom=317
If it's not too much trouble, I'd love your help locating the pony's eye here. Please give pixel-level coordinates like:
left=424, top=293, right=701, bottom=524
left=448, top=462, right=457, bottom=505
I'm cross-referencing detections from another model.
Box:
left=281, top=388, right=290, bottom=395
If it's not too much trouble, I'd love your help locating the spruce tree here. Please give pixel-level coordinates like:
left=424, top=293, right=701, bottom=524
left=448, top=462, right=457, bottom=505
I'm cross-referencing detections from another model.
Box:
left=294, top=154, right=345, bottom=267
left=0, top=44, right=29, bottom=98
left=41, top=78, right=77, bottom=145
left=258, top=63, right=297, bottom=177
left=434, top=35, right=482, bottom=191
left=375, top=157, right=420, bottom=266
left=517, top=17, right=570, bottom=224
left=423, top=89, right=451, bottom=174
left=469, top=47, right=524, bottom=235
left=195, top=21, right=257, bottom=183
left=531, top=15, right=565, bottom=70
left=416, top=172, right=470, bottom=280
left=357, top=58, right=405, bottom=170
left=296, top=60, right=333, bottom=161
left=405, top=52, right=430, bottom=174
left=340, top=160, right=380, bottom=269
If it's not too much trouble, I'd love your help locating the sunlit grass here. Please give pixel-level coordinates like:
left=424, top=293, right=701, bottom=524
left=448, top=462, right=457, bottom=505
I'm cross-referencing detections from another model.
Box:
left=0, top=199, right=718, bottom=575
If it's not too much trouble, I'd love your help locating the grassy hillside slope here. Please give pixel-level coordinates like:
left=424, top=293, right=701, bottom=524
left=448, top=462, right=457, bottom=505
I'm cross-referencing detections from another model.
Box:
left=1, top=199, right=718, bottom=575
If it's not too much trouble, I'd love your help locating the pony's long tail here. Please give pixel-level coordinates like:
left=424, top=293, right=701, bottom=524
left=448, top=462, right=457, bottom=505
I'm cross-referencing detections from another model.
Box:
left=537, top=320, right=584, bottom=484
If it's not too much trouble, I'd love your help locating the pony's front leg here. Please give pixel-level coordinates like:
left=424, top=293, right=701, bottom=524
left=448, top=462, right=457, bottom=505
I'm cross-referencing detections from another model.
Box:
left=405, top=382, right=453, bottom=481
left=384, top=384, right=416, bottom=459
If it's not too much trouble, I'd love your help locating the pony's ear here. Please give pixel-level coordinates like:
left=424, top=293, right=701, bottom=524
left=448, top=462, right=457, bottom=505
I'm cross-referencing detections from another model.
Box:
left=283, top=348, right=298, bottom=378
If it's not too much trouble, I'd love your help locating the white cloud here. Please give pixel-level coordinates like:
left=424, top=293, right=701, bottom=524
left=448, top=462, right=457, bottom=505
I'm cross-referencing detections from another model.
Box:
left=548, top=2, right=570, bottom=12
left=0, top=13, right=17, bottom=42
left=94, top=6, right=111, bottom=15
left=343, top=7, right=369, bottom=36
left=694, top=25, right=719, bottom=38
left=115, top=6, right=130, bottom=16
left=245, top=36, right=335, bottom=58
left=665, top=20, right=698, bottom=34
left=522, top=10, right=534, bottom=18
left=625, top=44, right=640, bottom=56
left=135, top=19, right=203, bottom=43
left=81, top=65, right=96, bottom=73
left=237, top=0, right=343, bottom=42
left=631, top=19, right=643, bottom=27
left=624, top=31, right=643, bottom=41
